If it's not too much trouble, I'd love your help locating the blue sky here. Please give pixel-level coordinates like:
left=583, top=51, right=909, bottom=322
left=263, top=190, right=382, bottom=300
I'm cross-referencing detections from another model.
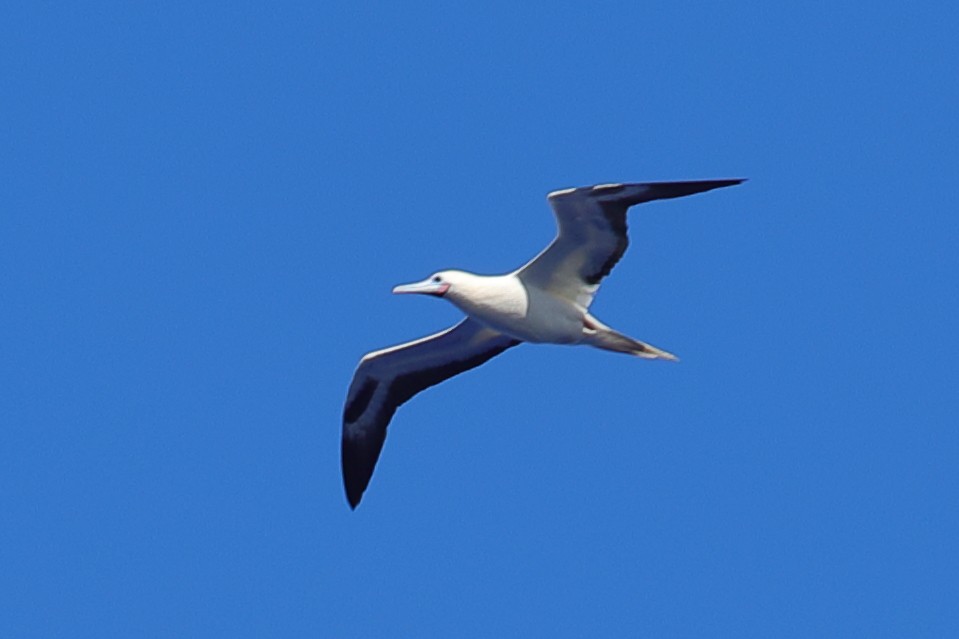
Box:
left=3, top=2, right=957, bottom=636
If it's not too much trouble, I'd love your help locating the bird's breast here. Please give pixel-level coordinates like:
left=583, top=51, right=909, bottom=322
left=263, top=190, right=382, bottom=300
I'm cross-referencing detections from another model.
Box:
left=452, top=278, right=584, bottom=344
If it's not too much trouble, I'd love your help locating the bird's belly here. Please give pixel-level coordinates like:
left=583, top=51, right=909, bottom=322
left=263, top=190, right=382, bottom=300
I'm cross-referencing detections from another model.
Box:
left=471, top=290, right=584, bottom=344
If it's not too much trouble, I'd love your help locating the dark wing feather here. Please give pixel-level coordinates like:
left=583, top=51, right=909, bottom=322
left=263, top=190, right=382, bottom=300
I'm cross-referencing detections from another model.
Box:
left=517, top=179, right=745, bottom=305
left=342, top=318, right=521, bottom=508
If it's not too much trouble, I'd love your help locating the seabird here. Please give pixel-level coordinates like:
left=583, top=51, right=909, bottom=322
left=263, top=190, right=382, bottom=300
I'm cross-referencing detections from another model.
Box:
left=342, top=179, right=744, bottom=508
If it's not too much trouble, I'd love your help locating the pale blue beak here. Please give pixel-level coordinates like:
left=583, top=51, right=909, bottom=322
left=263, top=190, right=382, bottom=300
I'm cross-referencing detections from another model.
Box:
left=392, top=278, right=450, bottom=297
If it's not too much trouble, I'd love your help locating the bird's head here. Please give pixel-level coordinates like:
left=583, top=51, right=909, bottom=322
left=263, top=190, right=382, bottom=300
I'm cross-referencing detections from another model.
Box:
left=392, top=270, right=472, bottom=299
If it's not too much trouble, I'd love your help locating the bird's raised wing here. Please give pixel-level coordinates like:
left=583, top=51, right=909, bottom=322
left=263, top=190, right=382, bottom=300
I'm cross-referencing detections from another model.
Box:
left=517, top=180, right=744, bottom=307
left=342, top=318, right=521, bottom=508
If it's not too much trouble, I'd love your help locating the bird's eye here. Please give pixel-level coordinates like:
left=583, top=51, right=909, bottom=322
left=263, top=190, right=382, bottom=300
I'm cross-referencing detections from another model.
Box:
left=432, top=275, right=442, bottom=283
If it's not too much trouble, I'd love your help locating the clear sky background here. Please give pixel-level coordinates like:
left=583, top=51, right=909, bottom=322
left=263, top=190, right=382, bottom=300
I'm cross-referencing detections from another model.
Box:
left=3, top=2, right=957, bottom=636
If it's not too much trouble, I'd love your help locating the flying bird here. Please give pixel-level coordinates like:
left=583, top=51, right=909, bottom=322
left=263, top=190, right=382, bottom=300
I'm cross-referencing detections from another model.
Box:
left=341, top=179, right=744, bottom=508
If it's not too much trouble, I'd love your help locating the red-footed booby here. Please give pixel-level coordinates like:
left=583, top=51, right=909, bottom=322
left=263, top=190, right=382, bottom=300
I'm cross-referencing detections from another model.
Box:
left=342, top=179, right=744, bottom=508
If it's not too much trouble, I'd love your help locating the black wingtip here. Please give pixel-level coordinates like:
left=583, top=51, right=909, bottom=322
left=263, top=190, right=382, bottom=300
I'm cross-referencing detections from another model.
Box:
left=342, top=450, right=371, bottom=510
left=672, top=178, right=747, bottom=191
left=342, top=430, right=383, bottom=510
left=633, top=178, right=747, bottom=204
left=344, top=474, right=365, bottom=510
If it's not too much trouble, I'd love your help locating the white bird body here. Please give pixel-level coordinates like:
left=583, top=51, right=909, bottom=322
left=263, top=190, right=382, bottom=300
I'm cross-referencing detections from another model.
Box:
left=340, top=178, right=745, bottom=508
left=439, top=271, right=584, bottom=344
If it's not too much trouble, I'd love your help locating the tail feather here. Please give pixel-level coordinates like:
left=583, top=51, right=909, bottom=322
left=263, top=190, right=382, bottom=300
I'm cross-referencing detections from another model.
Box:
left=582, top=315, right=678, bottom=361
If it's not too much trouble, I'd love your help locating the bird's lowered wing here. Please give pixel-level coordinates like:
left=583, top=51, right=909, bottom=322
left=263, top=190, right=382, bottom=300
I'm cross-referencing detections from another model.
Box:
left=517, top=180, right=745, bottom=306
left=342, top=318, right=521, bottom=508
